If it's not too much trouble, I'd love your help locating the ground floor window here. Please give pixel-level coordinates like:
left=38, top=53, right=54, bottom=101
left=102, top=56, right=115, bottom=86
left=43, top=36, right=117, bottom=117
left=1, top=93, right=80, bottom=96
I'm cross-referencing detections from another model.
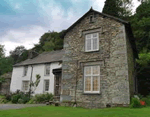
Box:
left=44, top=80, right=49, bottom=92
left=22, top=81, right=29, bottom=92
left=84, top=65, right=100, bottom=93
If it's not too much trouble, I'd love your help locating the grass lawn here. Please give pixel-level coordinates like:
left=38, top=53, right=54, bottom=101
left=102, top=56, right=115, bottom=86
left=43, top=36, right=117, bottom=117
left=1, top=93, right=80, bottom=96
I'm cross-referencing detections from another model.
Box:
left=0, top=106, right=150, bottom=117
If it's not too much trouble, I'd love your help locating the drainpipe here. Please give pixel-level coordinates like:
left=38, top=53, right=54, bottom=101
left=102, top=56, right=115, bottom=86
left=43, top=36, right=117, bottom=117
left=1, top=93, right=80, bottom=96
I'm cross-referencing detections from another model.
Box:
left=29, top=65, right=33, bottom=99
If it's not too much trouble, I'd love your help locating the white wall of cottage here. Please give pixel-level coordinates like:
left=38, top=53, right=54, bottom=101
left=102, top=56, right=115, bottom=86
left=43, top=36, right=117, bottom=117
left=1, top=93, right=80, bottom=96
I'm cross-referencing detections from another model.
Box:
left=10, top=62, right=62, bottom=94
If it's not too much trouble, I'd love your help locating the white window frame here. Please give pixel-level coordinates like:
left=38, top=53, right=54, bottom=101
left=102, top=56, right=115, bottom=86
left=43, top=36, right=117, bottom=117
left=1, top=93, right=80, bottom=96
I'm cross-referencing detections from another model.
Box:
left=84, top=65, right=100, bottom=94
left=44, top=79, right=50, bottom=92
left=22, top=81, right=29, bottom=92
left=23, top=66, right=28, bottom=76
left=85, top=33, right=99, bottom=52
left=45, top=64, right=50, bottom=76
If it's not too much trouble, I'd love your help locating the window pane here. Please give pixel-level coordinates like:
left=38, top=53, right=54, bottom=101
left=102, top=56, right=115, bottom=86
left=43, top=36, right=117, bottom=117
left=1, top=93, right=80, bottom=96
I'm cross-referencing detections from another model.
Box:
left=86, top=34, right=91, bottom=39
left=86, top=39, right=91, bottom=51
left=45, top=80, right=49, bottom=91
left=23, top=81, right=29, bottom=91
left=85, top=67, right=91, bottom=75
left=45, top=64, right=50, bottom=75
left=93, top=66, right=99, bottom=75
left=93, top=76, right=99, bottom=91
left=24, top=66, right=28, bottom=76
left=93, top=33, right=98, bottom=37
left=85, top=76, right=91, bottom=91
left=93, top=38, right=98, bottom=50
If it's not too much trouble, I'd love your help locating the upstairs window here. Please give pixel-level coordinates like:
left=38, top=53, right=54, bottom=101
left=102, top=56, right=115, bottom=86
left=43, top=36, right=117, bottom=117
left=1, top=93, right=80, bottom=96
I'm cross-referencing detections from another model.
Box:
left=45, top=64, right=50, bottom=75
left=85, top=33, right=99, bottom=52
left=23, top=66, right=28, bottom=76
left=89, top=15, right=94, bottom=22
left=84, top=65, right=100, bottom=93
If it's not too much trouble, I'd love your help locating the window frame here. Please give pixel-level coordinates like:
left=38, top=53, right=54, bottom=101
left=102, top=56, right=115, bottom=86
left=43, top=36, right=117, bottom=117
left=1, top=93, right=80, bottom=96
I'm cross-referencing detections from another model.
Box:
left=85, top=33, right=99, bottom=52
left=45, top=64, right=50, bottom=76
left=44, top=79, right=50, bottom=92
left=84, top=65, right=100, bottom=94
left=23, top=66, right=28, bottom=76
left=22, top=80, right=29, bottom=92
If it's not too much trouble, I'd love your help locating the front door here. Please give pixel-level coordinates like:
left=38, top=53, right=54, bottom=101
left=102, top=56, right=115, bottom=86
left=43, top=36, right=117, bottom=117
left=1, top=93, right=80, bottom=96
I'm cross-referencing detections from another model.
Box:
left=55, top=74, right=61, bottom=97
left=53, top=68, right=62, bottom=101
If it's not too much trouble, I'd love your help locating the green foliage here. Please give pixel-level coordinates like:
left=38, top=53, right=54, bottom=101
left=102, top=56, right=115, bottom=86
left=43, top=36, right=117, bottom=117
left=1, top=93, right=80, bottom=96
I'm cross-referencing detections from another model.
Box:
left=30, top=74, right=41, bottom=94
left=102, top=0, right=132, bottom=19
left=10, top=46, right=28, bottom=64
left=137, top=52, right=150, bottom=66
left=0, top=77, right=6, bottom=84
left=130, top=97, right=141, bottom=108
left=130, top=1, right=150, bottom=52
left=141, top=98, right=150, bottom=106
left=11, top=90, right=30, bottom=104
left=0, top=95, right=8, bottom=104
left=34, top=93, right=53, bottom=103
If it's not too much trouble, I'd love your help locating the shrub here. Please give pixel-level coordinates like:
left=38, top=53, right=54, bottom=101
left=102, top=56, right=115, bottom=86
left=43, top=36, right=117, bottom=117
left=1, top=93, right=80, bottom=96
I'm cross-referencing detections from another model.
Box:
left=18, top=98, right=24, bottom=104
left=141, top=98, right=150, bottom=106
left=11, top=94, right=21, bottom=103
left=4, top=94, right=12, bottom=101
left=11, top=90, right=30, bottom=104
left=27, top=98, right=36, bottom=104
left=0, top=95, right=8, bottom=104
left=130, top=97, right=141, bottom=108
left=34, top=93, right=53, bottom=103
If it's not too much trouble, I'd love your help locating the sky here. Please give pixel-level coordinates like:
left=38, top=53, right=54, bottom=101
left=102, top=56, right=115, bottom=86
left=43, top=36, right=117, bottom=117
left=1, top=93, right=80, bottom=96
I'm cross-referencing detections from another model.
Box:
left=0, top=0, right=141, bottom=56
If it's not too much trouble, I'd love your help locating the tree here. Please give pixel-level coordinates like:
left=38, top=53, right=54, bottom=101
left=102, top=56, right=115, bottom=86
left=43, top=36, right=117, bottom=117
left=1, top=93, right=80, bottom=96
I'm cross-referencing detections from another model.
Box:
left=0, top=45, right=5, bottom=58
left=29, top=74, right=41, bottom=97
left=10, top=46, right=28, bottom=64
left=130, top=0, right=150, bottom=52
left=102, top=0, right=133, bottom=19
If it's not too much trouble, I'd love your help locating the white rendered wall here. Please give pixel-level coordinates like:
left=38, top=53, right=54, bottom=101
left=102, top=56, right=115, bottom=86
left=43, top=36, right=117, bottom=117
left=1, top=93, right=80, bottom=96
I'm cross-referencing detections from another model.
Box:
left=10, top=62, right=62, bottom=95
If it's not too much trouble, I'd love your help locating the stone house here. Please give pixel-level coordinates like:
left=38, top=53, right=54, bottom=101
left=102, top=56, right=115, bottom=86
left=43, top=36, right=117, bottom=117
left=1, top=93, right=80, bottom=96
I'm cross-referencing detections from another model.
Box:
left=10, top=8, right=138, bottom=108
left=60, top=8, right=138, bottom=108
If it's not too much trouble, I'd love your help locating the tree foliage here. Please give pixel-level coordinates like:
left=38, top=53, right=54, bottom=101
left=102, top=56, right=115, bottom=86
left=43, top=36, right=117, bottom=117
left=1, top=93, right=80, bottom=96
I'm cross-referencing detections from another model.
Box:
left=102, top=0, right=133, bottom=19
left=9, top=46, right=28, bottom=64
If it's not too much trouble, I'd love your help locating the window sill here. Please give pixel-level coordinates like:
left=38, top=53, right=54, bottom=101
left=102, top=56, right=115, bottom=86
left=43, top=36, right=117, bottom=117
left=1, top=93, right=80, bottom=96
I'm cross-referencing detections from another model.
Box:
left=83, top=92, right=100, bottom=95
left=44, top=75, right=50, bottom=76
left=84, top=50, right=100, bottom=53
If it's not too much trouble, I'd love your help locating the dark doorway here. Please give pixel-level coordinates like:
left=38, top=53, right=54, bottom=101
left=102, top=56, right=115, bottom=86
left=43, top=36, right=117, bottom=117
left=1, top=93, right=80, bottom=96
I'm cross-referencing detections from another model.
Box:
left=53, top=68, right=62, bottom=101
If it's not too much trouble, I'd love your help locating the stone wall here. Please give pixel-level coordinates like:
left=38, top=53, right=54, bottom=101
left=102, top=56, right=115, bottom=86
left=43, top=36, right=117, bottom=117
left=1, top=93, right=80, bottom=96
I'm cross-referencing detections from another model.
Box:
left=61, top=11, right=134, bottom=108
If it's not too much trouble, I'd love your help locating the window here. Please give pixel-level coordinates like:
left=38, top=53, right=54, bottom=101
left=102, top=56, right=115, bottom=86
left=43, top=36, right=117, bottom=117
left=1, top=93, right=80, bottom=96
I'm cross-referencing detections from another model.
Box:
left=23, top=66, right=28, bottom=76
left=44, top=80, right=49, bottom=92
left=22, top=81, right=29, bottom=92
left=45, top=64, right=50, bottom=75
left=85, top=33, right=99, bottom=52
left=84, top=65, right=100, bottom=93
left=89, top=15, right=94, bottom=22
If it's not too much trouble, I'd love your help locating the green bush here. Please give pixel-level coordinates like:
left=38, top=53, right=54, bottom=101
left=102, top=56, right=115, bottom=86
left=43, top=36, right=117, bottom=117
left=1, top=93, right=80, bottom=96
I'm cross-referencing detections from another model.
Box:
left=18, top=98, right=24, bottom=104
left=27, top=98, right=36, bottom=104
left=11, top=90, right=30, bottom=104
left=0, top=95, right=8, bottom=104
left=130, top=97, right=141, bottom=108
left=34, top=93, right=53, bottom=103
left=11, top=94, right=21, bottom=103
left=141, top=98, right=150, bottom=106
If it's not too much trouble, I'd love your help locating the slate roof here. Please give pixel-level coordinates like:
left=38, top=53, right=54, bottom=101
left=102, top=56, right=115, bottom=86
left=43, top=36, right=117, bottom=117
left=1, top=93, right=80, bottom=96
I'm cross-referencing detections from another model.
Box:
left=13, top=49, right=64, bottom=67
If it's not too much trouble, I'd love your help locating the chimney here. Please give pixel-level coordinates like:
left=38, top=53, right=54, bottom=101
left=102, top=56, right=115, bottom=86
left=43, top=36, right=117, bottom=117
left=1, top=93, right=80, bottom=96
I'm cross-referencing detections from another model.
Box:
left=28, top=50, right=39, bottom=59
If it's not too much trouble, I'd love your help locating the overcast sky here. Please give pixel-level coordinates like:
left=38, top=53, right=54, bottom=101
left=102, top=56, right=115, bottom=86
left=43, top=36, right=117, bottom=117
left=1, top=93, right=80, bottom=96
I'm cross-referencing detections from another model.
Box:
left=0, top=0, right=140, bottom=56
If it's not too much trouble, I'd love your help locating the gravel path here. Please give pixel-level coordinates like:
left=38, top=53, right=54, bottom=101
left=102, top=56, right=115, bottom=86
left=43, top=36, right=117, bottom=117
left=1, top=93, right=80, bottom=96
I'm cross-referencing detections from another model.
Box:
left=0, top=104, right=46, bottom=110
